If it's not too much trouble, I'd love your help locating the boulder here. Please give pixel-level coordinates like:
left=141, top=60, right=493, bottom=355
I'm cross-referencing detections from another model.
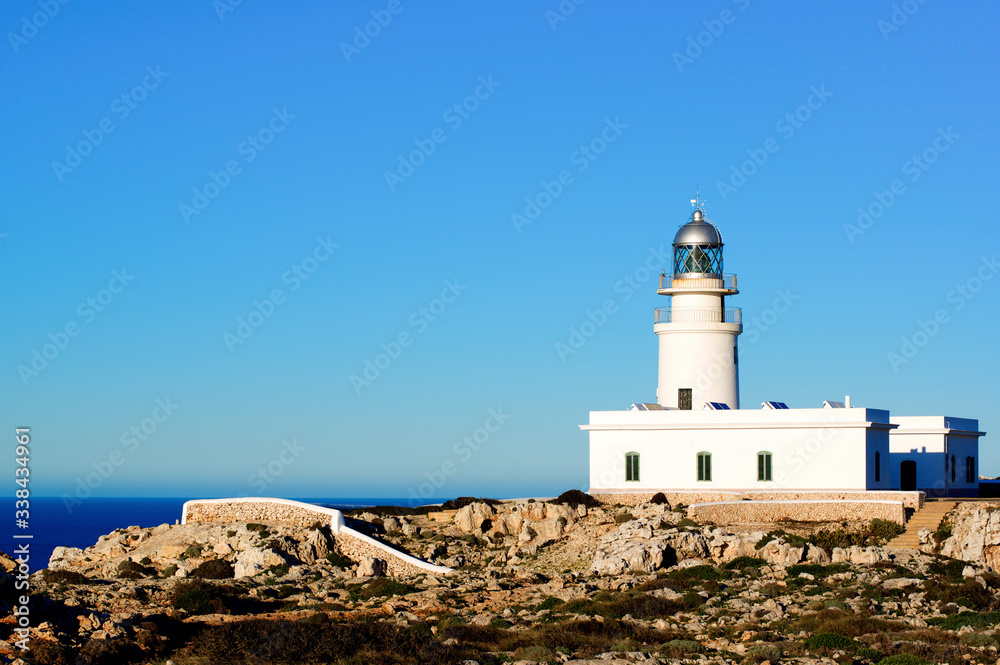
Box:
left=357, top=556, right=387, bottom=577
left=234, top=547, right=286, bottom=578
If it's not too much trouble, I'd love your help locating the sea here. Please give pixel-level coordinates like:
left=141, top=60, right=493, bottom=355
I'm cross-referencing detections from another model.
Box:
left=1, top=496, right=453, bottom=573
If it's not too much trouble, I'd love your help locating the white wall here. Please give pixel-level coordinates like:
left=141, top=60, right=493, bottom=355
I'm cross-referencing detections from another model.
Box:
left=890, top=416, right=983, bottom=496
left=586, top=408, right=892, bottom=492
left=656, top=322, right=740, bottom=409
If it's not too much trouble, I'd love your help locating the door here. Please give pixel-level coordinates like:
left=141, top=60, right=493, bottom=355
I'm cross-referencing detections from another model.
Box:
left=900, top=460, right=917, bottom=491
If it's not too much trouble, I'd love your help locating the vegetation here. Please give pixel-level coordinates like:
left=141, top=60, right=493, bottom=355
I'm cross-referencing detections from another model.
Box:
left=190, top=558, right=235, bottom=579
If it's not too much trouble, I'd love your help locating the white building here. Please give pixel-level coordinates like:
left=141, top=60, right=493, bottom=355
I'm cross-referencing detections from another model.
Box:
left=583, top=207, right=984, bottom=498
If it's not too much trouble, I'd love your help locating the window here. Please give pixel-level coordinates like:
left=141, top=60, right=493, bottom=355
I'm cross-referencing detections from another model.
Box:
left=874, top=451, right=881, bottom=482
left=625, top=452, right=640, bottom=482
left=678, top=388, right=692, bottom=411
left=966, top=456, right=975, bottom=484
left=697, top=452, right=712, bottom=482
left=951, top=455, right=956, bottom=483
left=757, top=452, right=772, bottom=481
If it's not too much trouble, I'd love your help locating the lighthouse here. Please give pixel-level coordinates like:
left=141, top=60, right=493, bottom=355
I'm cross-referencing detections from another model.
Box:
left=654, top=209, right=742, bottom=410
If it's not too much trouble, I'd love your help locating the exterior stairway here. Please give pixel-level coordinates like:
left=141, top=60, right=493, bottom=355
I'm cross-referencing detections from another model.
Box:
left=886, top=499, right=957, bottom=549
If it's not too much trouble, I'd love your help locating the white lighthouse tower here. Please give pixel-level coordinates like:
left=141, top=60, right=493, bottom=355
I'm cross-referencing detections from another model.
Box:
left=654, top=208, right=742, bottom=410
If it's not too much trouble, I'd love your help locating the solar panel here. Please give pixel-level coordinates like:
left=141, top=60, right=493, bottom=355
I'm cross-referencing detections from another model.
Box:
left=823, top=401, right=846, bottom=409
left=630, top=403, right=666, bottom=411
left=762, top=401, right=790, bottom=410
left=703, top=402, right=731, bottom=410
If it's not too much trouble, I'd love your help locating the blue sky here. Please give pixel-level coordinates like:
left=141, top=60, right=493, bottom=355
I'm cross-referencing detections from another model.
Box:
left=3, top=0, right=998, bottom=503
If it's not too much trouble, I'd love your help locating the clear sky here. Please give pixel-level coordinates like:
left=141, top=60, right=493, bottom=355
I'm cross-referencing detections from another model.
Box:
left=3, top=1, right=998, bottom=503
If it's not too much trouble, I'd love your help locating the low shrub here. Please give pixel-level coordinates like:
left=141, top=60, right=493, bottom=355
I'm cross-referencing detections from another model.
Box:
left=668, top=565, right=723, bottom=581
left=927, top=610, right=1000, bottom=630
left=535, top=596, right=563, bottom=612
left=804, top=632, right=855, bottom=650
left=513, top=645, right=555, bottom=663
left=171, top=580, right=230, bottom=615
left=42, top=569, right=91, bottom=585
left=554, top=489, right=601, bottom=508
left=724, top=556, right=766, bottom=570
left=794, top=609, right=907, bottom=637
left=745, top=643, right=782, bottom=663
left=117, top=560, right=153, bottom=580
left=650, top=492, right=669, bottom=505
left=190, top=559, right=235, bottom=580
left=350, top=578, right=417, bottom=601
left=877, top=655, right=929, bottom=665
left=614, top=512, right=635, bottom=524
left=786, top=563, right=850, bottom=579
left=325, top=551, right=355, bottom=568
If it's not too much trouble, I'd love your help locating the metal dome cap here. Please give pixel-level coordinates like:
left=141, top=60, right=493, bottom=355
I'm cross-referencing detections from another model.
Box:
left=673, top=209, right=723, bottom=246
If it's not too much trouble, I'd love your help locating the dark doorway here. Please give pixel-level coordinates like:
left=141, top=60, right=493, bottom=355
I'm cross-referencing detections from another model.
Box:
left=900, top=460, right=917, bottom=491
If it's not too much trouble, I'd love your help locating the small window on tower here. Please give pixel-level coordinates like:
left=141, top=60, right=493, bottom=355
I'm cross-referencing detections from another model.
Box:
left=966, top=456, right=975, bottom=484
left=951, top=455, right=956, bottom=483
left=678, top=389, right=692, bottom=411
left=625, top=452, right=640, bottom=482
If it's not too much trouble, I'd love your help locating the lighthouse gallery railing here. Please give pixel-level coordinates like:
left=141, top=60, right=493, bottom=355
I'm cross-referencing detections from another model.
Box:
left=655, top=306, right=743, bottom=325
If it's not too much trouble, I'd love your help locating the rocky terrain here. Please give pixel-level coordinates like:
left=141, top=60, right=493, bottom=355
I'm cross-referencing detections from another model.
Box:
left=2, top=495, right=1000, bottom=665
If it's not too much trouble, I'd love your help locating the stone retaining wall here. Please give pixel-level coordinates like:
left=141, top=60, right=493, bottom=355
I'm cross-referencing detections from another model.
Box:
left=183, top=498, right=344, bottom=531
left=335, top=528, right=449, bottom=577
left=688, top=500, right=906, bottom=526
left=591, top=491, right=743, bottom=506
left=182, top=497, right=452, bottom=577
left=592, top=490, right=924, bottom=509
left=744, top=491, right=924, bottom=509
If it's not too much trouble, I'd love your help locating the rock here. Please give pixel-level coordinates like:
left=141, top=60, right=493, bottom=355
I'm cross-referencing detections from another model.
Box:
left=48, top=546, right=85, bottom=569
left=358, top=557, right=387, bottom=577
left=882, top=577, right=921, bottom=590
left=592, top=537, right=667, bottom=575
left=234, top=547, right=286, bottom=578
left=296, top=529, right=330, bottom=564
left=383, top=517, right=402, bottom=533
left=155, top=544, right=190, bottom=561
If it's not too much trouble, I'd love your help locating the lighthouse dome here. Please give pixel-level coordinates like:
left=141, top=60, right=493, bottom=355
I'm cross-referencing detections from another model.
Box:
left=672, top=209, right=724, bottom=276
left=673, top=209, right=722, bottom=247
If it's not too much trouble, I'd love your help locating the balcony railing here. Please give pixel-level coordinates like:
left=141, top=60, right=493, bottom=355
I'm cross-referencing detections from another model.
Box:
left=659, top=273, right=737, bottom=291
left=655, top=306, right=743, bottom=325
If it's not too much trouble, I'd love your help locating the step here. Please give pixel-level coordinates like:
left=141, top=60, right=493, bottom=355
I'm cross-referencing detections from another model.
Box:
left=885, top=501, right=957, bottom=549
